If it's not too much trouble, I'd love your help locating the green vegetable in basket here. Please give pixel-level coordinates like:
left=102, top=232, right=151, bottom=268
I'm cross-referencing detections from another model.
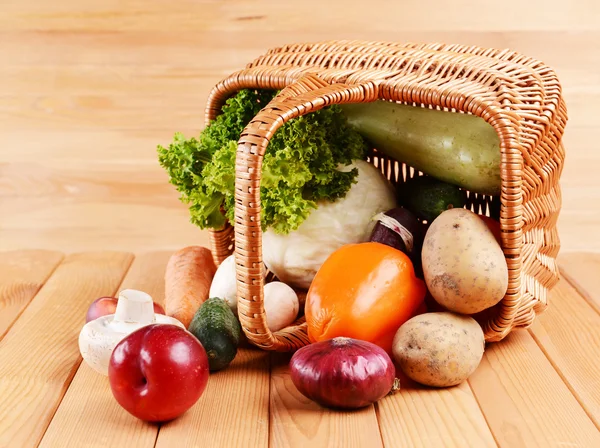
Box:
left=397, top=176, right=467, bottom=222
left=158, top=89, right=369, bottom=234
left=339, top=101, right=502, bottom=196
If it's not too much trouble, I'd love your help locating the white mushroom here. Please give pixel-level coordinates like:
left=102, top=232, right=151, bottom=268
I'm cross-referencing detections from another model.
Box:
left=78, top=289, right=184, bottom=375
left=263, top=282, right=299, bottom=332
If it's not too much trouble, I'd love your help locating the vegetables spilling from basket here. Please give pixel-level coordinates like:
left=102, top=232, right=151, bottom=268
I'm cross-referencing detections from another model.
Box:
left=77, top=88, right=509, bottom=421
left=156, top=89, right=502, bottom=289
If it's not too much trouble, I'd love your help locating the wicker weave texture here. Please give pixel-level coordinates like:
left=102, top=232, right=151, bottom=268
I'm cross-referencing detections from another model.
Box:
left=204, top=40, right=567, bottom=351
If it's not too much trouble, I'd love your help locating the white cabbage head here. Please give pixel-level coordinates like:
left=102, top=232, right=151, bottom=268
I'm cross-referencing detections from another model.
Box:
left=262, top=159, right=397, bottom=289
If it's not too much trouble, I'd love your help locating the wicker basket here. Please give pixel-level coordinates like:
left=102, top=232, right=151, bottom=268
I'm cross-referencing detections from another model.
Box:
left=204, top=40, right=567, bottom=352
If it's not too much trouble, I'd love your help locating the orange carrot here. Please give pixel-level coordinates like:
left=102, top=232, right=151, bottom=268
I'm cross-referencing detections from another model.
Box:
left=165, top=246, right=217, bottom=328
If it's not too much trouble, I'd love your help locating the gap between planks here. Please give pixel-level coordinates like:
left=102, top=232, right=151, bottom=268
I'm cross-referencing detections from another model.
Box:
left=464, top=381, right=502, bottom=447
left=467, top=254, right=600, bottom=446
left=466, top=254, right=600, bottom=446
left=155, top=346, right=271, bottom=448
left=373, top=403, right=390, bottom=448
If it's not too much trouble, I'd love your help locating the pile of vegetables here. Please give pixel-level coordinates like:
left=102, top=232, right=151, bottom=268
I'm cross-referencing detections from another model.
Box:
left=77, top=86, right=510, bottom=422
left=154, top=89, right=508, bottom=409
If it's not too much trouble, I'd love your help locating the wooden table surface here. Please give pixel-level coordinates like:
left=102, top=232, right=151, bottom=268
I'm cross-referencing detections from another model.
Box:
left=1, top=1, right=600, bottom=447
left=0, top=250, right=598, bottom=448
left=1, top=0, right=599, bottom=253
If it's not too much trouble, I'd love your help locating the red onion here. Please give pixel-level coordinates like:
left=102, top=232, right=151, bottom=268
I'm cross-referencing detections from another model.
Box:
left=290, top=337, right=400, bottom=409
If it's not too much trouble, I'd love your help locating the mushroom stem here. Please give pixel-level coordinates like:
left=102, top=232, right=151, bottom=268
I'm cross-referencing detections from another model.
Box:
left=114, top=289, right=156, bottom=325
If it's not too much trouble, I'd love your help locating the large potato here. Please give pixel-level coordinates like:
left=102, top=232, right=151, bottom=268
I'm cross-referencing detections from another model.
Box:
left=422, top=208, right=508, bottom=314
left=392, top=312, right=485, bottom=387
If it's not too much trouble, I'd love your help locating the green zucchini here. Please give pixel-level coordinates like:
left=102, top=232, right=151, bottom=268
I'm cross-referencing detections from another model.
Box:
left=188, top=297, right=241, bottom=371
left=340, top=101, right=501, bottom=196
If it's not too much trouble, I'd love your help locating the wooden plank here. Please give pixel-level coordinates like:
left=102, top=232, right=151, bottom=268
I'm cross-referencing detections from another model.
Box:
left=469, top=329, right=600, bottom=447
left=269, top=353, right=383, bottom=448
left=528, top=276, right=600, bottom=428
left=0, top=163, right=175, bottom=198
left=0, top=129, right=198, bottom=164
left=0, top=124, right=596, bottom=254
left=0, top=197, right=208, bottom=254
left=0, top=65, right=224, bottom=96
left=0, top=252, right=133, bottom=448
left=0, top=94, right=207, bottom=131
left=0, top=64, right=596, bottom=97
left=0, top=30, right=268, bottom=68
left=377, top=375, right=496, bottom=447
left=0, top=89, right=594, bottom=133
left=559, top=252, right=600, bottom=312
left=155, top=347, right=270, bottom=448
left=0, top=0, right=599, bottom=32
left=39, top=251, right=173, bottom=448
left=0, top=250, right=63, bottom=340
left=1, top=29, right=599, bottom=69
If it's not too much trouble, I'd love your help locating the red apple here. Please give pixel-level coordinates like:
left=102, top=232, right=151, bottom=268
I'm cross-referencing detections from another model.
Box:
left=108, top=324, right=209, bottom=422
left=86, top=296, right=165, bottom=323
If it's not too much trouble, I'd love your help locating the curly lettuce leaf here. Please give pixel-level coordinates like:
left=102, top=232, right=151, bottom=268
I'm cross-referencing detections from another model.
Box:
left=158, top=89, right=368, bottom=234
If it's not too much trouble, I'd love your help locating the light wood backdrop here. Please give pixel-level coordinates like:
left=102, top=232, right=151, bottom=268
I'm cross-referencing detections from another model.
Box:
left=1, top=0, right=599, bottom=253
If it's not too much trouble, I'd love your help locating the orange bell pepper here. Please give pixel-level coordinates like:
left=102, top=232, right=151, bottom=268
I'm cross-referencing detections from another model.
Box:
left=305, top=242, right=426, bottom=354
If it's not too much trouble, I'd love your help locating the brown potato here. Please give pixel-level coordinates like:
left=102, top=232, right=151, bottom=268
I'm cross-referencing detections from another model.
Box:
left=422, top=208, right=508, bottom=315
left=392, top=312, right=485, bottom=387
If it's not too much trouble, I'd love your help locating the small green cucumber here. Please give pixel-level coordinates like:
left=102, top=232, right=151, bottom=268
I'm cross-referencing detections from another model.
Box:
left=188, top=297, right=241, bottom=371
left=397, top=176, right=467, bottom=222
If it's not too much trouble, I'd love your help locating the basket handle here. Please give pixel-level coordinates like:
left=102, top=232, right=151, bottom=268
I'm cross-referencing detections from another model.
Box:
left=234, top=74, right=379, bottom=351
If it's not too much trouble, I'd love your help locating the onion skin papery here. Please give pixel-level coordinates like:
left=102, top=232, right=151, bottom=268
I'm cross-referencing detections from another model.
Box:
left=289, top=337, right=399, bottom=409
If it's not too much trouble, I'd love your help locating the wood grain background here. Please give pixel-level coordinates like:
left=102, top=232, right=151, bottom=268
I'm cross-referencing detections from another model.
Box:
left=1, top=0, right=598, bottom=253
